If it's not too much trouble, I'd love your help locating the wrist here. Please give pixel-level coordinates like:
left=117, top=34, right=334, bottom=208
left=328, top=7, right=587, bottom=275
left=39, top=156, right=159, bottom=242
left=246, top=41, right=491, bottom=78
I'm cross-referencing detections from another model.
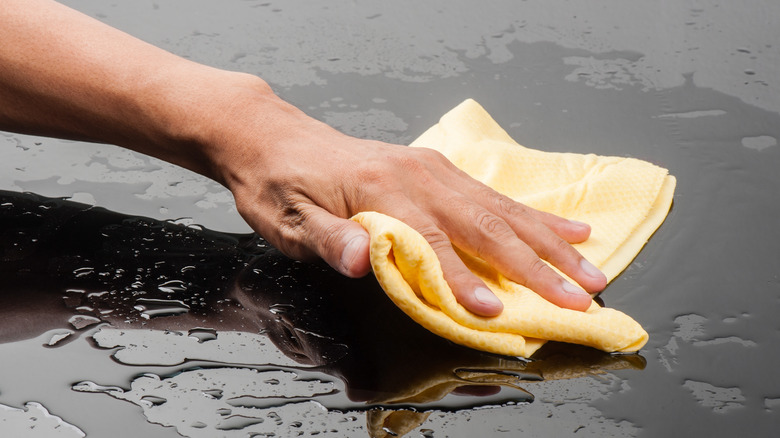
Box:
left=170, top=69, right=345, bottom=193
left=128, top=66, right=269, bottom=182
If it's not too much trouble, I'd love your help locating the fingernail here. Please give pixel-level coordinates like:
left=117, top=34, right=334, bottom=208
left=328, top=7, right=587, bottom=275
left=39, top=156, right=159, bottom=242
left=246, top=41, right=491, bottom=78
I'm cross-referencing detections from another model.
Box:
left=569, top=219, right=590, bottom=229
left=474, top=287, right=502, bottom=307
left=580, top=258, right=606, bottom=280
left=562, top=280, right=588, bottom=296
left=340, top=235, right=367, bottom=275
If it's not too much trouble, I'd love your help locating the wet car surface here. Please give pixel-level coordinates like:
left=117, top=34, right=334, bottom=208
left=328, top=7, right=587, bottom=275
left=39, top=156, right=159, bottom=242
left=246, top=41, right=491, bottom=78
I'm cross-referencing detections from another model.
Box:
left=1, top=1, right=779, bottom=437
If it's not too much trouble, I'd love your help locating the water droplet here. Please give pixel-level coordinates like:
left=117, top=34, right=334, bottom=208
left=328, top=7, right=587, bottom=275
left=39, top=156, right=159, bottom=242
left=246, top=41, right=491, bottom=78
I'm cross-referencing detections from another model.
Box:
left=158, top=279, right=187, bottom=293
left=134, top=298, right=190, bottom=319
left=202, top=389, right=223, bottom=399
left=72, top=381, right=124, bottom=394
left=68, top=315, right=101, bottom=330
left=267, top=411, right=283, bottom=426
left=188, top=327, right=218, bottom=343
left=269, top=303, right=294, bottom=315
left=216, top=415, right=264, bottom=431
left=140, top=395, right=167, bottom=407
left=167, top=217, right=195, bottom=226
left=382, top=426, right=399, bottom=436
left=73, top=267, right=94, bottom=278
left=44, top=330, right=74, bottom=347
left=62, top=292, right=83, bottom=308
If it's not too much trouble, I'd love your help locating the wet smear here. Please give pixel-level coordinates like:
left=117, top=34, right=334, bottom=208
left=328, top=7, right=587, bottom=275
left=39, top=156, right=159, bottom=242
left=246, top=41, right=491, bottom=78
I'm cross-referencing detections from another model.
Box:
left=322, top=109, right=411, bottom=144
left=765, top=398, right=780, bottom=412
left=73, top=369, right=356, bottom=438
left=741, top=135, right=777, bottom=151
left=94, top=328, right=303, bottom=368
left=0, top=401, right=86, bottom=438
left=683, top=380, right=745, bottom=413
left=563, top=51, right=651, bottom=91
left=655, top=110, right=727, bottom=119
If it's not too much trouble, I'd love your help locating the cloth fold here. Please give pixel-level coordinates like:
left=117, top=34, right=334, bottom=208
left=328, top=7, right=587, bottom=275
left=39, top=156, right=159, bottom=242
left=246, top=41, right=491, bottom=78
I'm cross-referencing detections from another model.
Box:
left=352, top=99, right=675, bottom=357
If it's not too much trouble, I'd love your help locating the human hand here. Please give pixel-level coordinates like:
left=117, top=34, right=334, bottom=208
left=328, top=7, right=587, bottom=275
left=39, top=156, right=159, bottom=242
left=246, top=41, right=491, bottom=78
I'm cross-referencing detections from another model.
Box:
left=200, top=76, right=607, bottom=317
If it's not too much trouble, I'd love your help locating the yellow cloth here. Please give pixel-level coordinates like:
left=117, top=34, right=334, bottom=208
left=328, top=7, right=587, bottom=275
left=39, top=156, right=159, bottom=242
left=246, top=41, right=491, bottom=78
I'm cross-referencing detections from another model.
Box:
left=352, top=99, right=675, bottom=357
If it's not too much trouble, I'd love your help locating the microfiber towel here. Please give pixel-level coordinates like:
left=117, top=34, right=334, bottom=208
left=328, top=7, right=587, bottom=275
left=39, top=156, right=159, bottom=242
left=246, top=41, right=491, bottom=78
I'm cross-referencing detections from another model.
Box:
left=352, top=99, right=675, bottom=358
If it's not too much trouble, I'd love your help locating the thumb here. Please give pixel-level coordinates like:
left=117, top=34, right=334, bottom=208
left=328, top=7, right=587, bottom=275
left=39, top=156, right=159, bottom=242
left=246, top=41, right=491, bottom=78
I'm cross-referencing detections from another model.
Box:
left=302, top=207, right=371, bottom=278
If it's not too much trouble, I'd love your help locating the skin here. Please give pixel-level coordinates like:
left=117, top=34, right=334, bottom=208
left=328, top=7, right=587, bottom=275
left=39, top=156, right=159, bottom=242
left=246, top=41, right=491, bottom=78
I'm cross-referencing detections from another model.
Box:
left=0, top=0, right=607, bottom=317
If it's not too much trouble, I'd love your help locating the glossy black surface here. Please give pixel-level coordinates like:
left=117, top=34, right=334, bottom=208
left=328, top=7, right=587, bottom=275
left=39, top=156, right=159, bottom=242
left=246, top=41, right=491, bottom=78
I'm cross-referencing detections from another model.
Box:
left=1, top=1, right=779, bottom=436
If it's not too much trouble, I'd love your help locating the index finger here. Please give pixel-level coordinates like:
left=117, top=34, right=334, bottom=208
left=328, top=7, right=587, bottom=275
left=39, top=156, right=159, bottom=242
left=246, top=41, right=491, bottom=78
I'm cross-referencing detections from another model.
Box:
left=393, top=209, right=504, bottom=317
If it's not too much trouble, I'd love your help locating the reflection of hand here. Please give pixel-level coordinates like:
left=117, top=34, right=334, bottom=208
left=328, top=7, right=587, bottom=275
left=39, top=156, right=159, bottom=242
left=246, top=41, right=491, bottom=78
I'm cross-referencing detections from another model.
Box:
left=1, top=0, right=606, bottom=317
left=199, top=75, right=607, bottom=316
left=366, top=410, right=431, bottom=438
left=361, top=343, right=645, bottom=438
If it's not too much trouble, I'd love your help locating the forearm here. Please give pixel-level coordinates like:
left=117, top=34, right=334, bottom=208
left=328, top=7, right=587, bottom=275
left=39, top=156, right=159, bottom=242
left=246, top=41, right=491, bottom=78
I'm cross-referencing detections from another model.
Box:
left=0, top=0, right=292, bottom=182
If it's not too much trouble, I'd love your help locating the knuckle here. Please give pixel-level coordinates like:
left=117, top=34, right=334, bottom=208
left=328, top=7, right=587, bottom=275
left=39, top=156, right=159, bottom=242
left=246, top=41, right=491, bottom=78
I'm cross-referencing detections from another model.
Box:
left=494, top=194, right=526, bottom=218
left=528, top=258, right=551, bottom=278
left=392, top=153, right=428, bottom=175
left=353, top=159, right=388, bottom=185
left=271, top=229, right=310, bottom=261
left=418, top=226, right=452, bottom=252
left=350, top=167, right=395, bottom=202
left=391, top=149, right=448, bottom=182
left=537, top=234, right=575, bottom=262
left=553, top=235, right=575, bottom=254
left=415, top=146, right=448, bottom=164
left=474, top=210, right=506, bottom=236
left=274, top=221, right=309, bottom=260
left=316, top=221, right=349, bottom=254
left=447, top=270, right=478, bottom=298
left=267, top=202, right=320, bottom=262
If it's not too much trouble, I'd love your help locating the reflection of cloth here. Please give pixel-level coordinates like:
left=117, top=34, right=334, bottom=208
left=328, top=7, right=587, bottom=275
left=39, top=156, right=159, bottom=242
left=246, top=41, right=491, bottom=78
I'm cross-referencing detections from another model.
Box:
left=364, top=343, right=646, bottom=437
left=353, top=99, right=675, bottom=357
